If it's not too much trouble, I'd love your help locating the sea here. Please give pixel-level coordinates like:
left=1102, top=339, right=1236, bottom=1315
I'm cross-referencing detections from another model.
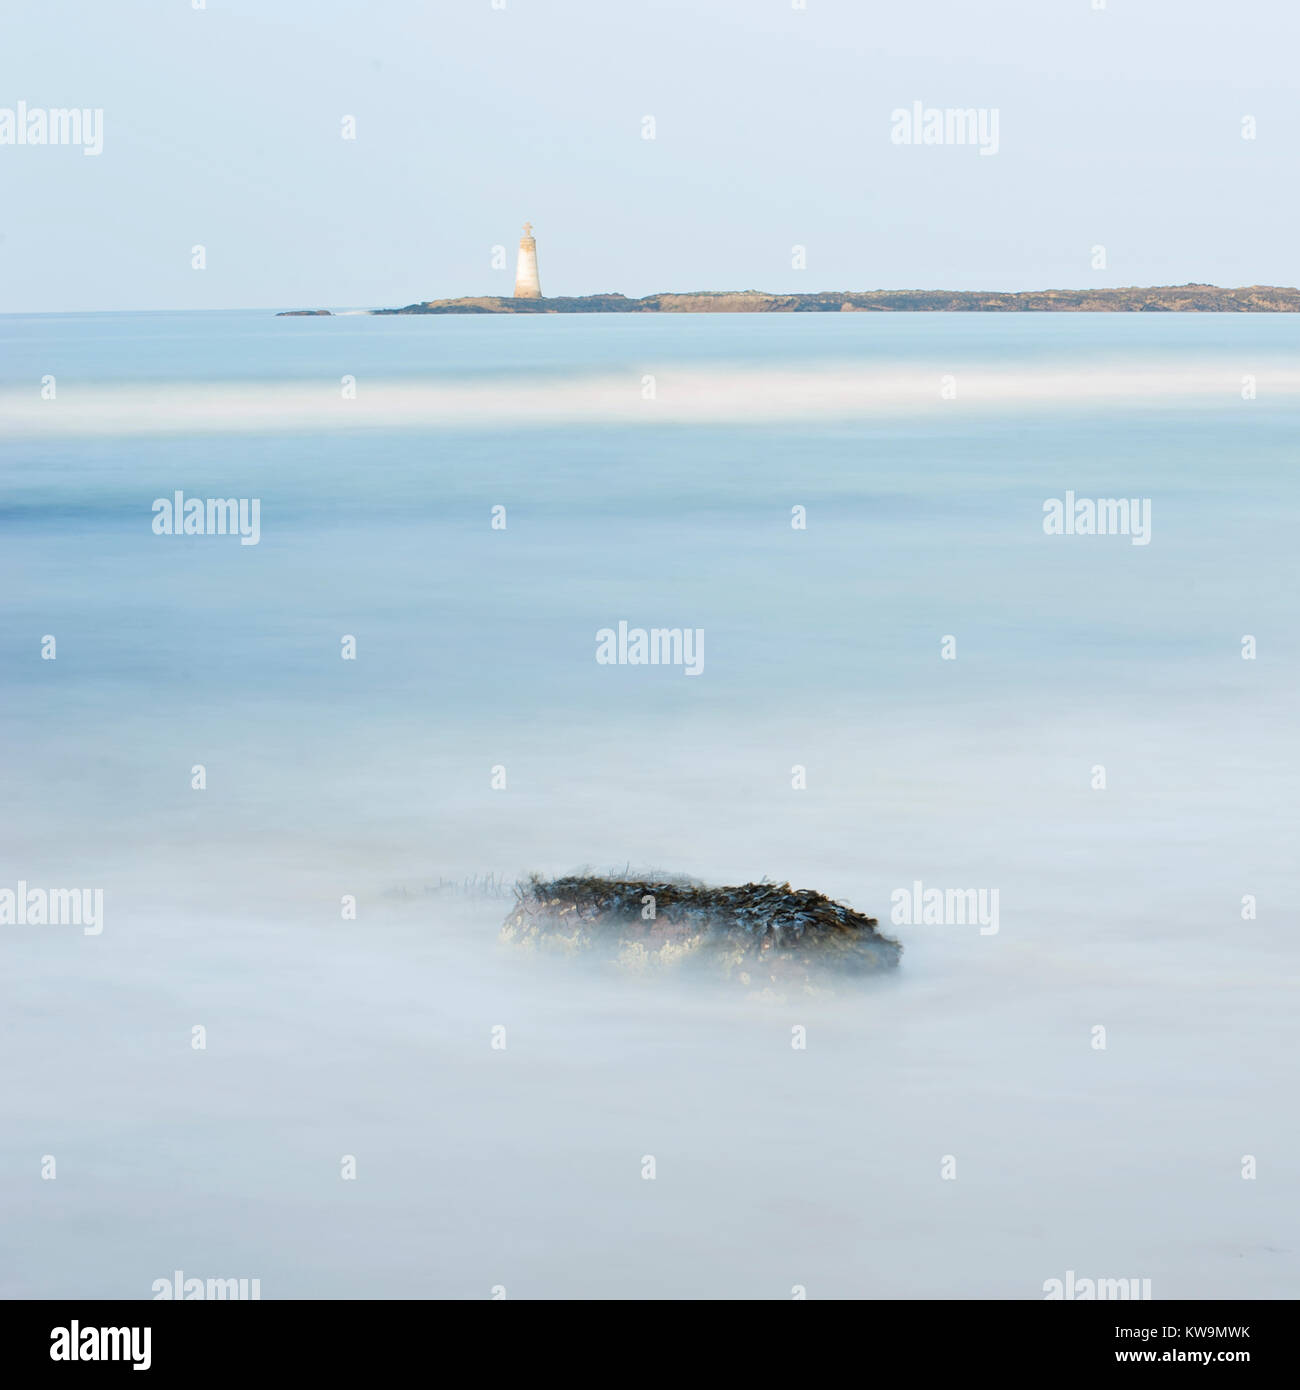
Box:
left=0, top=309, right=1296, bottom=1298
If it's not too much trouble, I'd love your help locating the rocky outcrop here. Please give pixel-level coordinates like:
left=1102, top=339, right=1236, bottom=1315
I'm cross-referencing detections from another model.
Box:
left=501, top=874, right=902, bottom=982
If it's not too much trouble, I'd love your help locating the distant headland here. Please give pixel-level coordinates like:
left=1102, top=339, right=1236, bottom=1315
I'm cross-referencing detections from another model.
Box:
left=279, top=221, right=1300, bottom=315
left=279, top=286, right=1300, bottom=317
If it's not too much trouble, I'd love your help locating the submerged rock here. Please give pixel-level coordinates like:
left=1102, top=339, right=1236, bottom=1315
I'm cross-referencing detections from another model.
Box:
left=501, top=874, right=901, bottom=982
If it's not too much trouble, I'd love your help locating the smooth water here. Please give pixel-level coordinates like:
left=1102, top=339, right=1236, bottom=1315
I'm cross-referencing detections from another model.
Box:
left=1, top=312, right=1296, bottom=1298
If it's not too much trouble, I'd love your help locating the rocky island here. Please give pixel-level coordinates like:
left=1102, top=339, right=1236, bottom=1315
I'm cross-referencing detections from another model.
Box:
left=501, top=873, right=902, bottom=983
left=279, top=284, right=1300, bottom=316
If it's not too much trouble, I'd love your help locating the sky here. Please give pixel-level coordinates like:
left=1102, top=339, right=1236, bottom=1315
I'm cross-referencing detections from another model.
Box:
left=3, top=0, right=1298, bottom=312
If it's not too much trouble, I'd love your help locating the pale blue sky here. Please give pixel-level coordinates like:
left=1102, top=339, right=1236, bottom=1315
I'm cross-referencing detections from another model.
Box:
left=3, top=0, right=1297, bottom=311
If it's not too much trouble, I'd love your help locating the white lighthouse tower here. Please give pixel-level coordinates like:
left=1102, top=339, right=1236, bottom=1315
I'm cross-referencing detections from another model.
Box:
left=514, top=222, right=542, bottom=299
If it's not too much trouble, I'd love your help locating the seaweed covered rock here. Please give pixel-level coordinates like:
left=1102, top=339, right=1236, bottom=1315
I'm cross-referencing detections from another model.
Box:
left=501, top=874, right=901, bottom=981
